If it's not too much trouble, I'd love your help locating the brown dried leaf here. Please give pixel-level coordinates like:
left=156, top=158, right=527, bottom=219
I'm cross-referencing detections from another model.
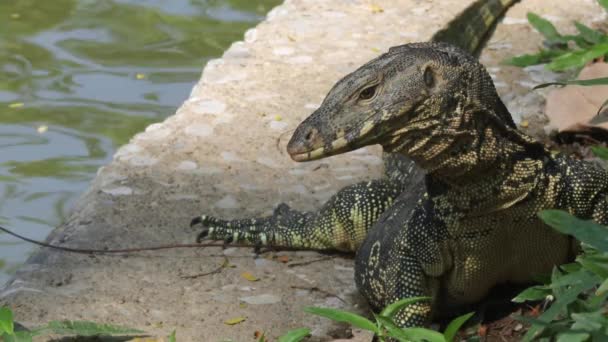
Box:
left=478, top=324, right=488, bottom=337
left=276, top=255, right=290, bottom=263
left=545, top=62, right=608, bottom=140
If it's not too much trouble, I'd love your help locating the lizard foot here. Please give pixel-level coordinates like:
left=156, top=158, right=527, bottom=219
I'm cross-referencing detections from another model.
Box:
left=190, top=203, right=310, bottom=251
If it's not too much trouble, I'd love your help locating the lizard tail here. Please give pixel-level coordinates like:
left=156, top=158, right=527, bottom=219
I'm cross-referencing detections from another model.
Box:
left=431, top=0, right=520, bottom=56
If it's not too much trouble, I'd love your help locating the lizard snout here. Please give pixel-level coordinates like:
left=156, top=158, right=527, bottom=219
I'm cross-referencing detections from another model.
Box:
left=287, top=126, right=324, bottom=161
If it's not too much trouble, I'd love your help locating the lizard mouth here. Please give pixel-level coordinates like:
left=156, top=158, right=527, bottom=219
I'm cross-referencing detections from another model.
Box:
left=288, top=101, right=418, bottom=162
left=287, top=115, right=391, bottom=162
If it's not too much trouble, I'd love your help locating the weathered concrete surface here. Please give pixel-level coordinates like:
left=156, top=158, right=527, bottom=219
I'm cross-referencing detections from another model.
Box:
left=2, top=0, right=605, bottom=341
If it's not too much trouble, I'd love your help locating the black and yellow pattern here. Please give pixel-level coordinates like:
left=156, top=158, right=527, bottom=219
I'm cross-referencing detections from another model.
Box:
left=189, top=0, right=554, bottom=328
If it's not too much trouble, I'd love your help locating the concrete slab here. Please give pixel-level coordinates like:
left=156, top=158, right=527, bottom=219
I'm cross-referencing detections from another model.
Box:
left=2, top=0, right=605, bottom=341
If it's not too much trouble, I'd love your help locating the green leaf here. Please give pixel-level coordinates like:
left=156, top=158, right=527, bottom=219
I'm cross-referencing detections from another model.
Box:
left=0, top=307, right=14, bottom=335
left=523, top=271, right=598, bottom=340
left=277, top=328, right=311, bottom=342
left=527, top=13, right=563, bottom=43
left=39, top=320, right=143, bottom=336
left=304, top=307, right=378, bottom=333
left=596, top=278, right=608, bottom=295
left=375, top=315, right=445, bottom=342
left=380, top=297, right=431, bottom=318
left=443, top=312, right=474, bottom=342
left=539, top=210, right=608, bottom=252
left=549, top=269, right=600, bottom=288
left=400, top=327, right=446, bottom=342
left=374, top=315, right=412, bottom=342
left=577, top=254, right=608, bottom=279
left=547, top=44, right=608, bottom=71
left=574, top=21, right=608, bottom=44
left=168, top=330, right=176, bottom=342
left=533, top=77, right=608, bottom=89
left=513, top=285, right=552, bottom=303
left=571, top=310, right=607, bottom=331
left=2, top=331, right=33, bottom=342
left=599, top=0, right=608, bottom=12
left=555, top=331, right=590, bottom=342
left=503, top=49, right=566, bottom=67
left=591, top=146, right=608, bottom=160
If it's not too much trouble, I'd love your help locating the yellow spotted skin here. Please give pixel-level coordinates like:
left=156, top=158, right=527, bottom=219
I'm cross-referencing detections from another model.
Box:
left=189, top=0, right=564, bottom=330
left=285, top=40, right=608, bottom=328
left=194, top=179, right=411, bottom=252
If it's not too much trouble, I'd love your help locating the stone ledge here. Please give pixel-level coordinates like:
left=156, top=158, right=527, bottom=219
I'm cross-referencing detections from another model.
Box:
left=1, top=0, right=604, bottom=341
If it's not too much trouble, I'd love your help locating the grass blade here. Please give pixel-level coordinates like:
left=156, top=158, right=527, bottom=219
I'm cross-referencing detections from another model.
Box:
left=527, top=12, right=563, bottom=43
left=443, top=312, right=474, bottom=342
left=0, top=307, right=14, bottom=335
left=277, top=328, right=311, bottom=342
left=375, top=315, right=445, bottom=342
left=380, top=297, right=431, bottom=318
left=591, top=146, right=608, bottom=160
left=574, top=21, right=608, bottom=44
left=547, top=44, right=608, bottom=71
left=503, top=49, right=566, bottom=67
left=304, top=307, right=378, bottom=333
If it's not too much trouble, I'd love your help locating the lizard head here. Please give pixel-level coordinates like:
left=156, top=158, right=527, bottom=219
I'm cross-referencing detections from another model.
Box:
left=287, top=42, right=514, bottom=164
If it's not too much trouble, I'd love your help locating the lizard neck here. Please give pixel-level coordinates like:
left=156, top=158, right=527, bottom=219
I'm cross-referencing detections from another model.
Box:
left=393, top=100, right=548, bottom=211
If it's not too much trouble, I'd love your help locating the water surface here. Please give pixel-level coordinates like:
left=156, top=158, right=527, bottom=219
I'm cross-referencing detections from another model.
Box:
left=0, top=0, right=281, bottom=284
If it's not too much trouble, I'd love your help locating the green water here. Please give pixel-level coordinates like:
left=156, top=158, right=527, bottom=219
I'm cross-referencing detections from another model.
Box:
left=0, top=0, right=281, bottom=284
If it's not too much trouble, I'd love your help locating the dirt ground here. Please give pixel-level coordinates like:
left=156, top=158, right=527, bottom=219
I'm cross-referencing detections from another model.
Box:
left=2, top=0, right=606, bottom=341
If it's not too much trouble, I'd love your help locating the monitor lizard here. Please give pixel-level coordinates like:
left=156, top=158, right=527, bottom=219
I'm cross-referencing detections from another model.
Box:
left=191, top=0, right=608, bottom=327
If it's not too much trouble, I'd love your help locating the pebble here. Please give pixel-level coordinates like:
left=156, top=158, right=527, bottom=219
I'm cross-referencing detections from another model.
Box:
left=192, top=99, right=226, bottom=115
left=239, top=294, right=281, bottom=305
left=176, top=160, right=198, bottom=171
left=215, top=195, right=239, bottom=209
left=101, top=186, right=133, bottom=196
left=184, top=124, right=213, bottom=137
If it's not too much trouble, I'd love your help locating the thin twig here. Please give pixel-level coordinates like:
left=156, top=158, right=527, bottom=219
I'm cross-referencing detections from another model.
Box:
left=290, top=285, right=346, bottom=304
left=180, top=256, right=230, bottom=279
left=287, top=255, right=336, bottom=268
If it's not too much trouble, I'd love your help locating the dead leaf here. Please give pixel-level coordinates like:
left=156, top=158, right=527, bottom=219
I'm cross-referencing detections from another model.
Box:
left=370, top=4, right=384, bottom=13
left=478, top=324, right=488, bottom=337
left=528, top=304, right=542, bottom=317
left=544, top=61, right=608, bottom=142
left=224, top=316, right=246, bottom=325
left=241, top=271, right=259, bottom=282
left=276, top=255, right=290, bottom=263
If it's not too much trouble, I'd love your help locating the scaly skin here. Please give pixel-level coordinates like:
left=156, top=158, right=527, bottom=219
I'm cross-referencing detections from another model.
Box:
left=190, top=0, right=534, bottom=326
left=286, top=42, right=608, bottom=326
left=193, top=0, right=518, bottom=250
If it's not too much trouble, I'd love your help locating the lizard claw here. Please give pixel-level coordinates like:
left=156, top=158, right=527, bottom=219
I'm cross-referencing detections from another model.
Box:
left=222, top=236, right=234, bottom=249
left=196, top=228, right=210, bottom=243
left=190, top=216, right=203, bottom=227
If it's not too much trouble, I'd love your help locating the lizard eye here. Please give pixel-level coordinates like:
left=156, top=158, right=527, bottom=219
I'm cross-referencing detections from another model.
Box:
left=359, top=85, right=377, bottom=100
left=423, top=66, right=434, bottom=88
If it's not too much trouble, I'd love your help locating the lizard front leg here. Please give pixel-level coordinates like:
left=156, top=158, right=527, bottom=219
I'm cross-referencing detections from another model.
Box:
left=190, top=179, right=402, bottom=252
